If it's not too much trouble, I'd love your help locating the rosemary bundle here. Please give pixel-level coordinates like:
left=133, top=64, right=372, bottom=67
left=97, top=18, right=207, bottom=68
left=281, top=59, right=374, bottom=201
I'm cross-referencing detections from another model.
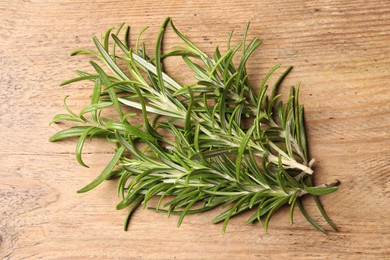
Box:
left=50, top=18, right=339, bottom=233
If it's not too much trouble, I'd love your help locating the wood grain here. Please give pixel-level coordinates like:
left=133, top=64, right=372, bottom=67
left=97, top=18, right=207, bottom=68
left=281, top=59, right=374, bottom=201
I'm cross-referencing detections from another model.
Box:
left=1, top=0, right=389, bottom=259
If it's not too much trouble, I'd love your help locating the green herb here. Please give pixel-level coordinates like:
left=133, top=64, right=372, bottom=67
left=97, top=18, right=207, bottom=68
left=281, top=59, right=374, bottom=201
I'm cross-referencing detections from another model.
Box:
left=50, top=17, right=339, bottom=233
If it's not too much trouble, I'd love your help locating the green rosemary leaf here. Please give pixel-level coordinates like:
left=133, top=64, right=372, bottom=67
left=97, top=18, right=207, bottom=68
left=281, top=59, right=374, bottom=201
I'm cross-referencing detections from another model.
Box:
left=148, top=204, right=220, bottom=215
left=107, top=169, right=125, bottom=180
left=285, top=111, right=294, bottom=158
left=143, top=182, right=171, bottom=206
left=255, top=64, right=281, bottom=136
left=90, top=61, right=124, bottom=119
left=111, top=33, right=131, bottom=56
left=209, top=49, right=233, bottom=79
left=106, top=121, right=155, bottom=142
left=246, top=151, right=269, bottom=188
left=119, top=97, right=181, bottom=118
left=257, top=197, right=281, bottom=219
left=203, top=190, right=249, bottom=196
left=88, top=127, right=108, bottom=141
left=78, top=146, right=125, bottom=193
left=222, top=194, right=252, bottom=234
left=118, top=177, right=162, bottom=210
left=213, top=47, right=223, bottom=75
left=61, top=95, right=78, bottom=117
left=117, top=133, right=155, bottom=164
left=278, top=155, right=302, bottom=188
left=60, top=75, right=98, bottom=86
left=182, top=56, right=209, bottom=80
left=297, top=198, right=327, bottom=234
left=164, top=188, right=198, bottom=211
left=155, top=186, right=177, bottom=211
left=227, top=104, right=241, bottom=135
left=50, top=114, right=85, bottom=124
left=249, top=190, right=268, bottom=208
left=304, top=185, right=338, bottom=196
left=124, top=195, right=143, bottom=231
left=103, top=27, right=114, bottom=52
left=127, top=168, right=162, bottom=193
left=93, top=36, right=129, bottom=81
left=177, top=192, right=204, bottom=227
left=118, top=170, right=132, bottom=197
left=293, top=86, right=301, bottom=147
left=70, top=49, right=97, bottom=56
left=219, top=71, right=239, bottom=130
left=235, top=37, right=262, bottom=93
left=289, top=191, right=299, bottom=225
left=131, top=53, right=182, bottom=91
left=170, top=20, right=206, bottom=57
left=90, top=78, right=102, bottom=123
left=276, top=171, right=289, bottom=194
left=155, top=17, right=171, bottom=93
left=136, top=26, right=149, bottom=52
left=269, top=66, right=293, bottom=111
left=79, top=102, right=113, bottom=116
left=124, top=25, right=130, bottom=49
left=161, top=49, right=199, bottom=59
left=299, top=105, right=308, bottom=160
left=49, top=126, right=91, bottom=142
left=75, top=126, right=93, bottom=168
left=112, top=23, right=126, bottom=63
left=130, top=84, right=162, bottom=139
left=312, top=195, right=337, bottom=231
left=221, top=42, right=241, bottom=82
left=264, top=196, right=290, bottom=233
left=212, top=195, right=253, bottom=233
left=307, top=177, right=338, bottom=231
left=191, top=148, right=238, bottom=160
left=235, top=125, right=255, bottom=180
left=242, top=21, right=250, bottom=53
left=184, top=87, right=194, bottom=141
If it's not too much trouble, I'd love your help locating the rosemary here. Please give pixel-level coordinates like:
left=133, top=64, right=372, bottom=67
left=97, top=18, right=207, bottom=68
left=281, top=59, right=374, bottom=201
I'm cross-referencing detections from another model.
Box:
left=50, top=18, right=339, bottom=233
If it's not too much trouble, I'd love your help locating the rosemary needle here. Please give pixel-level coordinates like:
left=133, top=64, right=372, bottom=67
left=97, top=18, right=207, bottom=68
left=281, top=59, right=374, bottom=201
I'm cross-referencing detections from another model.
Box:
left=50, top=17, right=339, bottom=233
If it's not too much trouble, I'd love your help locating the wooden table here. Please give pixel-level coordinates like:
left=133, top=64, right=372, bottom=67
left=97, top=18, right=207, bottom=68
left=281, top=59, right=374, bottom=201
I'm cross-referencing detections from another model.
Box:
left=1, top=0, right=389, bottom=259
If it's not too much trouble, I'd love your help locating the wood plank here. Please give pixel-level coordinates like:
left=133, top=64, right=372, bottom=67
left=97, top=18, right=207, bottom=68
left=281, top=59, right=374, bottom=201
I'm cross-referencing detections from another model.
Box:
left=1, top=0, right=389, bottom=259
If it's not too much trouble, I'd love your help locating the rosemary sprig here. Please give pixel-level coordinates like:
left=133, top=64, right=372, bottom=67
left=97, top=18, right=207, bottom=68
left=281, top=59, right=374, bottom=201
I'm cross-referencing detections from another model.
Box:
left=50, top=17, right=339, bottom=233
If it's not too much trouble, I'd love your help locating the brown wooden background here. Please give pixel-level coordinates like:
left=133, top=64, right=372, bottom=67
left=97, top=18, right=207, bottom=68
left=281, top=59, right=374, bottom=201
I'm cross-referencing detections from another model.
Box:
left=1, top=0, right=389, bottom=259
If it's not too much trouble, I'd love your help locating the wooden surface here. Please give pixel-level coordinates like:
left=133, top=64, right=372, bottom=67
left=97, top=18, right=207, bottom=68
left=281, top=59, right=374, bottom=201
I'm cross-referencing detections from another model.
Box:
left=1, top=0, right=389, bottom=259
